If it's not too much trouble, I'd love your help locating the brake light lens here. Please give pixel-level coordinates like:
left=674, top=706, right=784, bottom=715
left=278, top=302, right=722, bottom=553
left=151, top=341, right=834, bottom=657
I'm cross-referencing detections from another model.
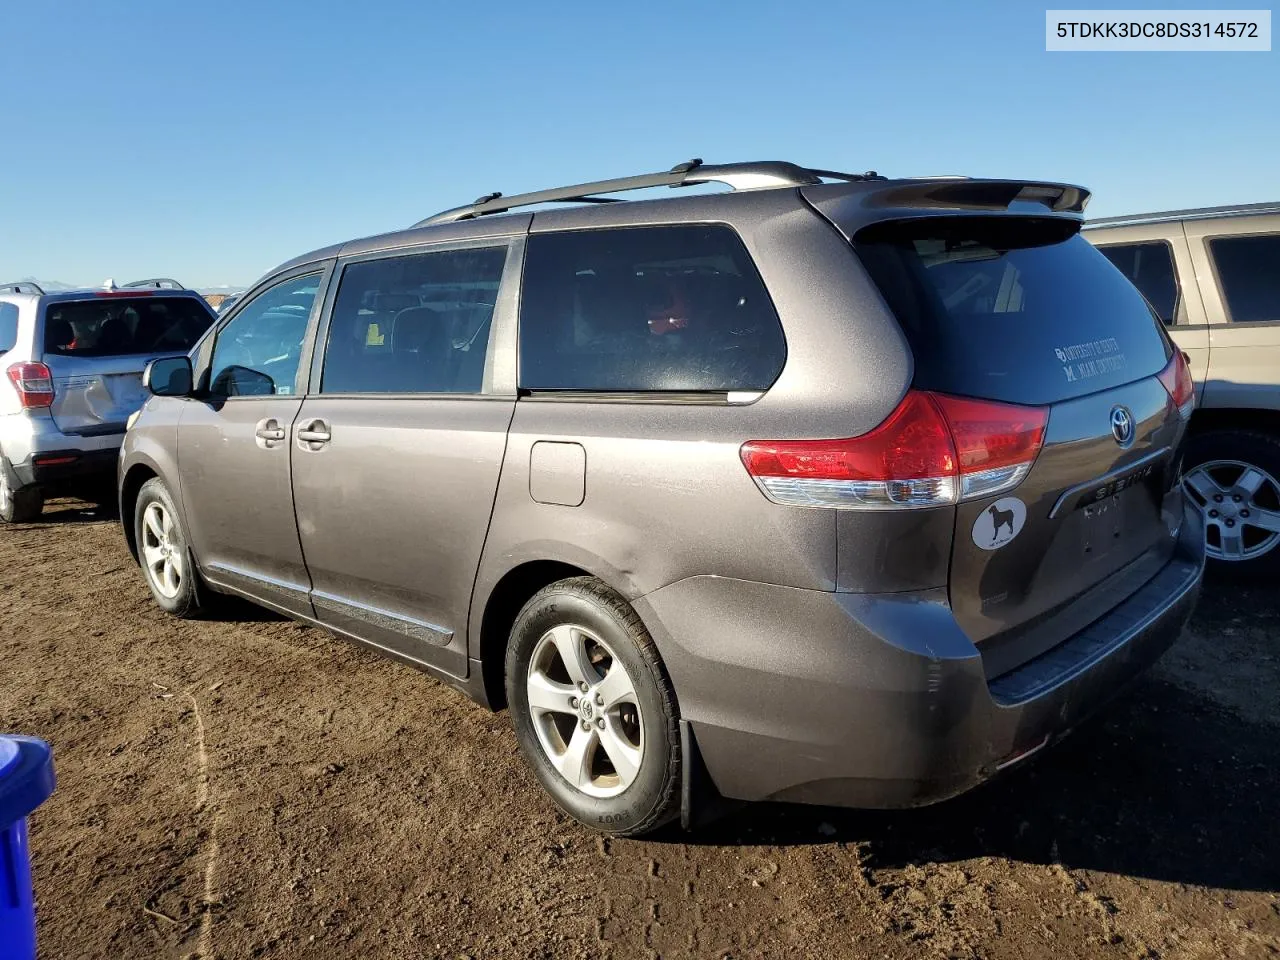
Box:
left=6, top=362, right=55, bottom=409
left=932, top=394, right=1048, bottom=500
left=741, top=390, right=1047, bottom=509
left=1157, top=350, right=1194, bottom=419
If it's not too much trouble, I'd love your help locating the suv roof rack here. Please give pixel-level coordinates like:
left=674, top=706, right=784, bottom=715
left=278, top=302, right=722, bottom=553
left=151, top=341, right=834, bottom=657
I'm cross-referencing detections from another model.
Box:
left=0, top=281, right=45, bottom=295
left=123, top=278, right=184, bottom=290
left=415, top=159, right=885, bottom=227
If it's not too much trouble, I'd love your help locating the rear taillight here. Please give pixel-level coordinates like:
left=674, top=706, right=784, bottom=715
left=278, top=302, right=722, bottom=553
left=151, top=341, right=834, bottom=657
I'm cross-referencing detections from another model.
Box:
left=740, top=390, right=1047, bottom=510
left=6, top=362, right=54, bottom=409
left=931, top=394, right=1048, bottom=500
left=1157, top=350, right=1194, bottom=419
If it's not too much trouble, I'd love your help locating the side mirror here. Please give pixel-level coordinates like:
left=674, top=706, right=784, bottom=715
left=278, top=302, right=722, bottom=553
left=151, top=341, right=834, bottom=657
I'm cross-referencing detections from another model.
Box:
left=210, top=364, right=275, bottom=397
left=143, top=356, right=193, bottom=397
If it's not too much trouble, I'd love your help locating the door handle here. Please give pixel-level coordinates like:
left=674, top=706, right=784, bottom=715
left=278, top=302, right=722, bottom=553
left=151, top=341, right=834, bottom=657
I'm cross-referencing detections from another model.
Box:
left=296, top=419, right=332, bottom=447
left=254, top=418, right=286, bottom=443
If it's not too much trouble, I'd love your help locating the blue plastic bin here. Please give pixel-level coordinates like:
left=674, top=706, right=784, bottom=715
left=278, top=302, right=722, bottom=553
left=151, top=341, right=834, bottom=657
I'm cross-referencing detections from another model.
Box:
left=0, top=737, right=55, bottom=960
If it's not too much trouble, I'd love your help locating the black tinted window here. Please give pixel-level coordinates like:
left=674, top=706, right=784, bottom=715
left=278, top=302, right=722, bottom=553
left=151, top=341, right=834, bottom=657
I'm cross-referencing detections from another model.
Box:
left=209, top=273, right=322, bottom=397
left=855, top=218, right=1172, bottom=405
left=0, top=303, right=17, bottom=353
left=322, top=246, right=507, bottom=395
left=519, top=225, right=785, bottom=392
left=1209, top=233, right=1280, bottom=324
left=43, top=296, right=214, bottom=357
left=1097, top=241, right=1179, bottom=325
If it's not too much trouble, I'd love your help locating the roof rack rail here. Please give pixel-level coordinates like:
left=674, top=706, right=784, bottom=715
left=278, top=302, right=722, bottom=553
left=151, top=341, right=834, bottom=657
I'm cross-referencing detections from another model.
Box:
left=1085, top=201, right=1280, bottom=228
left=415, top=159, right=885, bottom=226
left=123, top=278, right=184, bottom=290
left=0, top=281, right=45, bottom=295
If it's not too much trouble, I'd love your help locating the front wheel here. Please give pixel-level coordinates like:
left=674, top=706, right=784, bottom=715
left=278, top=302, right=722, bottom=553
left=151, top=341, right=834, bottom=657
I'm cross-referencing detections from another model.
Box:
left=134, top=478, right=206, bottom=617
left=505, top=577, right=681, bottom=836
left=1182, top=429, right=1280, bottom=579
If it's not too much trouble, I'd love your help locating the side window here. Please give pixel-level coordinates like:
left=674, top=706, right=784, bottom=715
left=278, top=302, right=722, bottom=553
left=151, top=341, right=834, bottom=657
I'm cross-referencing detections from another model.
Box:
left=208, top=273, right=322, bottom=397
left=0, top=303, right=18, bottom=354
left=321, top=246, right=507, bottom=395
left=1208, top=233, right=1280, bottom=324
left=1097, top=242, right=1179, bottom=325
left=518, top=225, right=786, bottom=393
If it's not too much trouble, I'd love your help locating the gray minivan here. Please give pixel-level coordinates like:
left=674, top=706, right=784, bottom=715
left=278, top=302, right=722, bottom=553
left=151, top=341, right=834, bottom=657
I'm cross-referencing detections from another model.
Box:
left=119, top=161, right=1204, bottom=835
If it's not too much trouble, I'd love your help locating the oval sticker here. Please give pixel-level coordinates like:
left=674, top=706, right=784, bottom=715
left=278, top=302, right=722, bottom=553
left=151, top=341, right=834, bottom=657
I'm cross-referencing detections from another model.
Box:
left=972, top=497, right=1027, bottom=550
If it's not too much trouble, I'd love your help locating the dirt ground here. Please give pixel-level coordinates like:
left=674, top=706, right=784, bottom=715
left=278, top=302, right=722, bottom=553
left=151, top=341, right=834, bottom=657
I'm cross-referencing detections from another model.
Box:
left=2, top=499, right=1278, bottom=960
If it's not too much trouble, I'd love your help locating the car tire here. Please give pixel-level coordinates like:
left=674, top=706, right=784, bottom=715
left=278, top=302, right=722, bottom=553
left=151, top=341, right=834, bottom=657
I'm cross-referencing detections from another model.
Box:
left=505, top=577, right=681, bottom=837
left=0, top=455, right=43, bottom=523
left=1182, top=428, right=1280, bottom=580
left=134, top=478, right=206, bottom=617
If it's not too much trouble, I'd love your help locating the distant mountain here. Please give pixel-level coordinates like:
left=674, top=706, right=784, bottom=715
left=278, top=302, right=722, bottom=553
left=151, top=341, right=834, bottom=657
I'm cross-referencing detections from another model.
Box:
left=17, top=276, right=80, bottom=291
left=13, top=276, right=247, bottom=296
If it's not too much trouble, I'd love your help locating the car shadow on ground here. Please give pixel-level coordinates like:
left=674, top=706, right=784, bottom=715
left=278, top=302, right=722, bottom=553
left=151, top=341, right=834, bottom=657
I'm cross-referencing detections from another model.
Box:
left=677, top=583, right=1279, bottom=894
left=28, top=497, right=119, bottom=524
left=30, top=498, right=285, bottom=623
left=681, top=678, right=1276, bottom=892
left=210, top=595, right=291, bottom=623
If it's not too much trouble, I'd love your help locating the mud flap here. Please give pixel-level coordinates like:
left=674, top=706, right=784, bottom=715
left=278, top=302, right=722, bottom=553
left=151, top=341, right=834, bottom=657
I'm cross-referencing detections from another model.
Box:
left=679, top=720, right=744, bottom=831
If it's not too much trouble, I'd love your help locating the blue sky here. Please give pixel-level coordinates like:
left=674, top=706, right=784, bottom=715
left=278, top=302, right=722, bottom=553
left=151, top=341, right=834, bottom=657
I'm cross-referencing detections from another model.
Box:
left=0, top=0, right=1275, bottom=289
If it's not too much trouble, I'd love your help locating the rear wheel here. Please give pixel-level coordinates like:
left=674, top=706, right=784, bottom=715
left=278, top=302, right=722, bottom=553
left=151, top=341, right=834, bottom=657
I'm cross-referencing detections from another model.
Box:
left=1182, top=429, right=1280, bottom=579
left=0, top=456, right=43, bottom=523
left=505, top=577, right=681, bottom=836
left=134, top=478, right=205, bottom=617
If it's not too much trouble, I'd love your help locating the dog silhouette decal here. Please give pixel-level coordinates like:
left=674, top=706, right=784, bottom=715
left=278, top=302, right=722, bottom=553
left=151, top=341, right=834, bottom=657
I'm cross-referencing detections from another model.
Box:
left=971, top=496, right=1027, bottom=550
left=987, top=503, right=1016, bottom=544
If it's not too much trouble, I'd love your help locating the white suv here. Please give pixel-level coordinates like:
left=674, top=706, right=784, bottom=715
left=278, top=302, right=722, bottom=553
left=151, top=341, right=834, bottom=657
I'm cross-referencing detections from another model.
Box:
left=0, top=279, right=215, bottom=522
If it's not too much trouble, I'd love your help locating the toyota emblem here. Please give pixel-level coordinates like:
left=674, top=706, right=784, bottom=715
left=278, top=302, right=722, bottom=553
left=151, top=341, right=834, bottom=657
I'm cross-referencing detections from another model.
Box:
left=1110, top=406, right=1135, bottom=447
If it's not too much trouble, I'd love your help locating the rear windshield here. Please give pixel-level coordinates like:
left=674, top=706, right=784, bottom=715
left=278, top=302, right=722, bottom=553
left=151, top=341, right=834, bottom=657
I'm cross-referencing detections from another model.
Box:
left=43, top=296, right=214, bottom=357
left=854, top=217, right=1172, bottom=405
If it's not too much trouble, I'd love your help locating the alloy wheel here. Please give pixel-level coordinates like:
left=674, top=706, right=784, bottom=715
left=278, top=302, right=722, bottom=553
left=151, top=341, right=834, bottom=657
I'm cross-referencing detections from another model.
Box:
left=140, top=501, right=185, bottom=598
left=526, top=624, right=644, bottom=798
left=1183, top=459, right=1280, bottom=562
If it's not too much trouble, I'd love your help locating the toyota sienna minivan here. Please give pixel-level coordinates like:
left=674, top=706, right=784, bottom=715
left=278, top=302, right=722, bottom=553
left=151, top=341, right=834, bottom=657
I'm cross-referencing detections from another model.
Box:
left=119, top=160, right=1205, bottom=835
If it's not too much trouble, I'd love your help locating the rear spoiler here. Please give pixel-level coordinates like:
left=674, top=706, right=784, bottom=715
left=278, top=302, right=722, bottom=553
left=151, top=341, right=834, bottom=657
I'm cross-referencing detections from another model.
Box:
left=803, top=178, right=1091, bottom=238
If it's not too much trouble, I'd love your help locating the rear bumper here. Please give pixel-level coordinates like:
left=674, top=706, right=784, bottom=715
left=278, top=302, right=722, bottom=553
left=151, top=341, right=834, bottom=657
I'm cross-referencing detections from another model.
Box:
left=11, top=448, right=120, bottom=489
left=634, top=503, right=1204, bottom=809
left=0, top=412, right=123, bottom=491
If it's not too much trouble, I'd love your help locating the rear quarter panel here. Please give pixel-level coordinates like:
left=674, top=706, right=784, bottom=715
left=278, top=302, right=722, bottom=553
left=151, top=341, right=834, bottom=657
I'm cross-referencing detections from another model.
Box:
left=468, top=190, right=916, bottom=659
left=0, top=297, right=40, bottom=417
